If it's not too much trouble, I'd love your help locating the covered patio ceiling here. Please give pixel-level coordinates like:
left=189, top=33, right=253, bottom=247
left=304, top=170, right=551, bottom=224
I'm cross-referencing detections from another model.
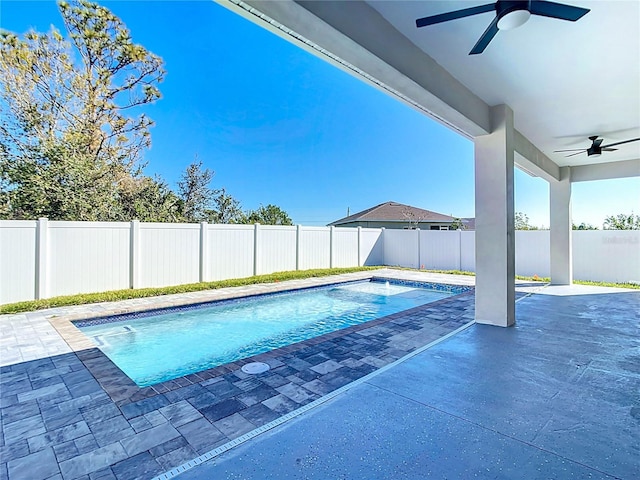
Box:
left=220, top=0, right=640, bottom=182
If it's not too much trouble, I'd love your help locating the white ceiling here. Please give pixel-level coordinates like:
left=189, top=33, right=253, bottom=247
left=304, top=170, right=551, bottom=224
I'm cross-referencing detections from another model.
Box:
left=366, top=0, right=640, bottom=167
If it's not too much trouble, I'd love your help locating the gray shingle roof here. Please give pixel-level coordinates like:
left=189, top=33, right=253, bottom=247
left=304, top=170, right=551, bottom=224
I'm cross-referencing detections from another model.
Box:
left=329, top=201, right=455, bottom=226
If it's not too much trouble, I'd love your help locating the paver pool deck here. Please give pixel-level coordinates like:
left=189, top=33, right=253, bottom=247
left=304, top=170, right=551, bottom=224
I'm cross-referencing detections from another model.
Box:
left=1, top=270, right=637, bottom=479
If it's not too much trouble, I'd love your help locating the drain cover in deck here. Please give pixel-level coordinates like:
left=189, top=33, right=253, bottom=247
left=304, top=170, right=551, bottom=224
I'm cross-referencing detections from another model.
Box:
left=241, top=362, right=270, bottom=374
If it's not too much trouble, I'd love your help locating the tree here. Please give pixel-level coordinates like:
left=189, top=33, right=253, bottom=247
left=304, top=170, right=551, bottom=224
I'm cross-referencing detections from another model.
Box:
left=603, top=213, right=640, bottom=230
left=515, top=212, right=539, bottom=230
left=0, top=0, right=165, bottom=220
left=450, top=217, right=466, bottom=230
left=573, top=222, right=598, bottom=230
left=246, top=204, right=293, bottom=225
left=177, top=159, right=215, bottom=222
left=401, top=206, right=425, bottom=229
left=209, top=188, right=246, bottom=224
left=118, top=174, right=182, bottom=222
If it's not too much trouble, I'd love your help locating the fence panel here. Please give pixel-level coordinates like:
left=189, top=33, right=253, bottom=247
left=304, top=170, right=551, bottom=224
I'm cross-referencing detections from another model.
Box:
left=138, top=223, right=200, bottom=288
left=0, top=221, right=37, bottom=304
left=259, top=225, right=297, bottom=274
left=384, top=229, right=419, bottom=268
left=333, top=228, right=359, bottom=268
left=573, top=230, right=640, bottom=283
left=299, top=227, right=330, bottom=270
left=206, top=224, right=255, bottom=281
left=420, top=231, right=461, bottom=270
left=515, top=230, right=550, bottom=277
left=360, top=228, right=384, bottom=266
left=48, top=222, right=130, bottom=297
left=460, top=231, right=476, bottom=272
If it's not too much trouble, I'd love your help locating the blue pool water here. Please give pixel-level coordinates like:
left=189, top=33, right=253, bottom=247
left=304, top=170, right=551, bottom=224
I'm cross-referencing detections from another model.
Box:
left=76, top=280, right=458, bottom=386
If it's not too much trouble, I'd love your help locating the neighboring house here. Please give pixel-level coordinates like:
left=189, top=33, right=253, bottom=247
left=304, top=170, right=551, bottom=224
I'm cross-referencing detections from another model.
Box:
left=328, top=201, right=469, bottom=230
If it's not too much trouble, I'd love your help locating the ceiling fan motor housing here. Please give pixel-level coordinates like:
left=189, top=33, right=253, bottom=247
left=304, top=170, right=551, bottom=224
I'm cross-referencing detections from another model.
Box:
left=587, top=146, right=601, bottom=157
left=497, top=1, right=532, bottom=30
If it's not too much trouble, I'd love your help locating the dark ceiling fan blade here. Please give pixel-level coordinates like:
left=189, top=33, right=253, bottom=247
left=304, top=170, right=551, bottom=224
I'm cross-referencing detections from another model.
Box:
left=602, top=148, right=618, bottom=152
left=593, top=138, right=603, bottom=147
left=601, top=137, right=640, bottom=148
left=565, top=151, right=586, bottom=157
left=416, top=3, right=495, bottom=27
left=469, top=16, right=500, bottom=55
left=529, top=1, right=590, bottom=21
left=554, top=148, right=586, bottom=152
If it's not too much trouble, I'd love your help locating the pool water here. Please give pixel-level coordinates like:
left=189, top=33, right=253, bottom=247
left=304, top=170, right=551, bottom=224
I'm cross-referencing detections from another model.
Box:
left=76, top=280, right=455, bottom=386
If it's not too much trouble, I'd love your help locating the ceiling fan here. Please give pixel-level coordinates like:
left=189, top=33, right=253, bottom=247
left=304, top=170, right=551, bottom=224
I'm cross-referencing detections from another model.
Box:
left=416, top=1, right=590, bottom=55
left=554, top=136, right=640, bottom=158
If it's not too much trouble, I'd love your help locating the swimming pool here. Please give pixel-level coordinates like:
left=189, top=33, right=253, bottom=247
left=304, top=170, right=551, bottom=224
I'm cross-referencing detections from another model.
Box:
left=75, top=279, right=466, bottom=386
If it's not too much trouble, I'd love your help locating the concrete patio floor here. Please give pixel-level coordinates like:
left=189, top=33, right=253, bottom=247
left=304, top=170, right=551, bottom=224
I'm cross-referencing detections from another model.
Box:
left=176, top=284, right=639, bottom=480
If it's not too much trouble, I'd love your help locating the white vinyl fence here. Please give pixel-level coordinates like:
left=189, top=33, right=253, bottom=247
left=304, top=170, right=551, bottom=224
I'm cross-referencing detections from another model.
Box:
left=0, top=220, right=384, bottom=304
left=1, top=220, right=638, bottom=304
left=381, top=229, right=639, bottom=283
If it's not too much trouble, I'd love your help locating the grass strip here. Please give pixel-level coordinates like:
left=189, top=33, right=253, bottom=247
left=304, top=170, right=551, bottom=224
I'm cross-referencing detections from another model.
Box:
left=0, top=267, right=381, bottom=314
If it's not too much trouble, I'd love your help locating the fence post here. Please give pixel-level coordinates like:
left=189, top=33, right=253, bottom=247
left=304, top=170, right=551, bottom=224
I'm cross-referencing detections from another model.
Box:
left=381, top=227, right=385, bottom=266
left=458, top=230, right=462, bottom=271
left=296, top=224, right=301, bottom=271
left=35, top=218, right=48, bottom=300
left=357, top=226, right=362, bottom=267
left=200, top=222, right=207, bottom=282
left=253, top=223, right=260, bottom=276
left=416, top=228, right=421, bottom=269
left=330, top=226, right=335, bottom=269
left=130, top=220, right=140, bottom=289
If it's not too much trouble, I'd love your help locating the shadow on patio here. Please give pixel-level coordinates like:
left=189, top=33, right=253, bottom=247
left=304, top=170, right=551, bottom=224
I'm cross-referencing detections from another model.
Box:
left=175, top=285, right=639, bottom=479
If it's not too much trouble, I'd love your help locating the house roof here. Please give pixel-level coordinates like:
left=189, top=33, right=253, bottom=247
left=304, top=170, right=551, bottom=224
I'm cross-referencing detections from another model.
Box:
left=329, top=201, right=455, bottom=226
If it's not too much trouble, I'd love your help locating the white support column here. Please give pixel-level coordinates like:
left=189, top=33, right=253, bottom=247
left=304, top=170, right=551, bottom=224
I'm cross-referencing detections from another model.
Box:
left=550, top=167, right=573, bottom=285
left=474, top=104, right=516, bottom=327
left=35, top=218, right=48, bottom=300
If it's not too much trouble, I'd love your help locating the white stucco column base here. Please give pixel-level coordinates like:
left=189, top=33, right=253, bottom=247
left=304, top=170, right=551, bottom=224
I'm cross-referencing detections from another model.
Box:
left=474, top=105, right=516, bottom=327
left=550, top=167, right=573, bottom=285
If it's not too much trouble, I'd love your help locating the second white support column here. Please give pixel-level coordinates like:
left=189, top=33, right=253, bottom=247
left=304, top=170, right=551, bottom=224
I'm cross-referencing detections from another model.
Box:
left=550, top=166, right=573, bottom=285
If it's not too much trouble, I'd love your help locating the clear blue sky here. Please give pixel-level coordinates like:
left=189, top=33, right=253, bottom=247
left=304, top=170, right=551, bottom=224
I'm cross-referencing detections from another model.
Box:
left=2, top=1, right=638, bottom=227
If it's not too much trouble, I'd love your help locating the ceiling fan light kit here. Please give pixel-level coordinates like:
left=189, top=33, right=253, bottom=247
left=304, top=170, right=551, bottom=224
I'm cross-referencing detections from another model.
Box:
left=416, top=0, right=590, bottom=55
left=497, top=9, right=531, bottom=30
